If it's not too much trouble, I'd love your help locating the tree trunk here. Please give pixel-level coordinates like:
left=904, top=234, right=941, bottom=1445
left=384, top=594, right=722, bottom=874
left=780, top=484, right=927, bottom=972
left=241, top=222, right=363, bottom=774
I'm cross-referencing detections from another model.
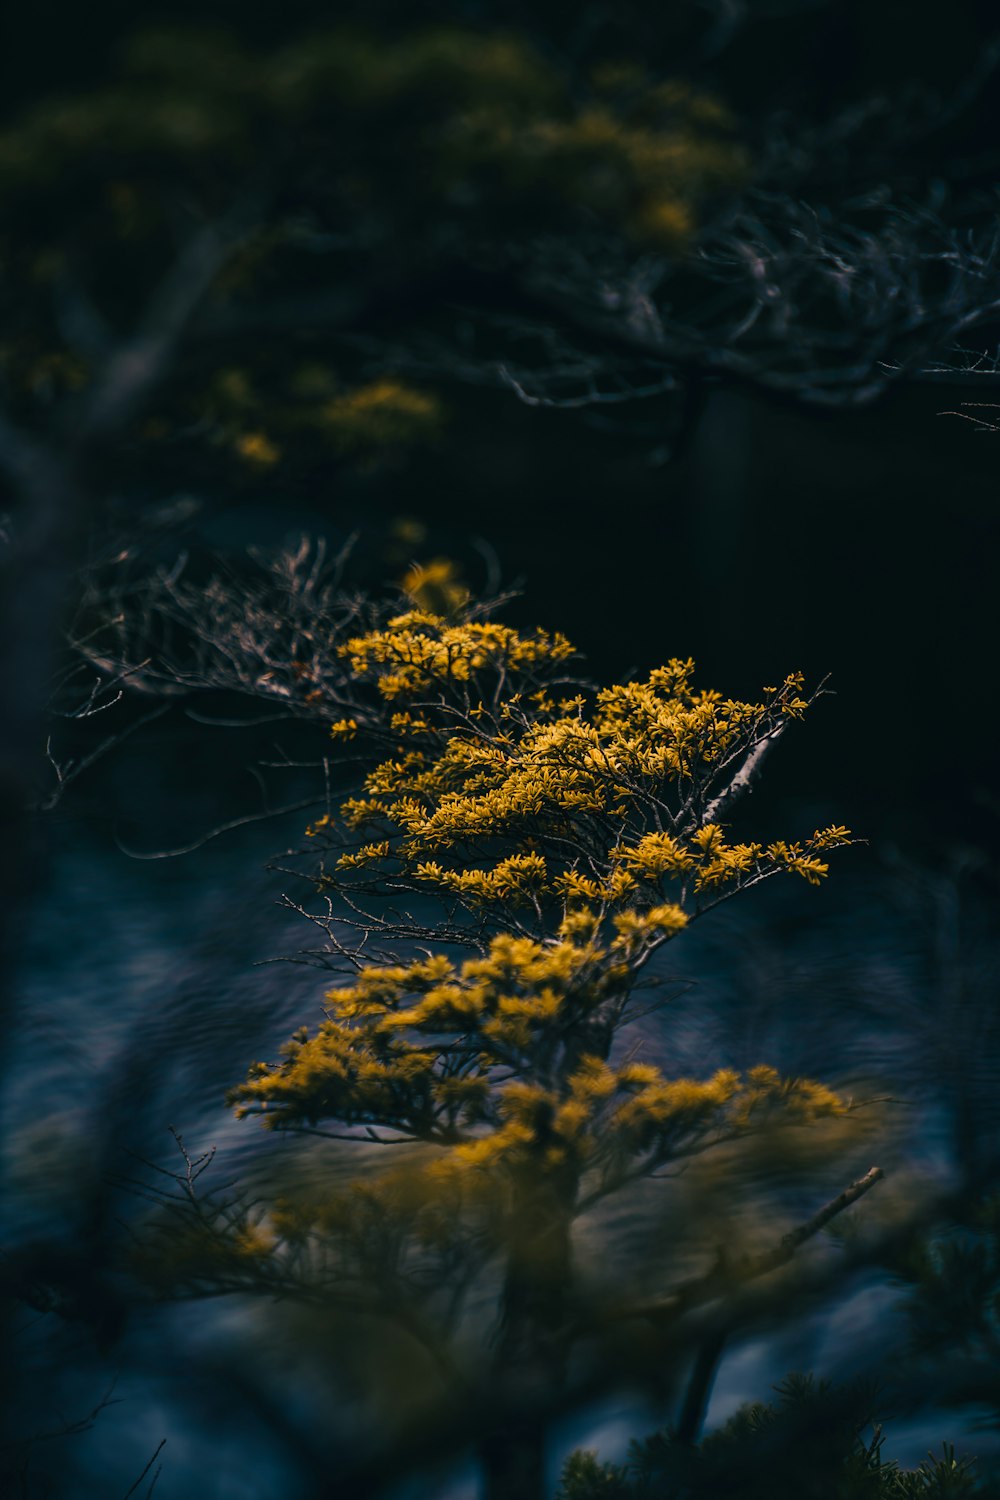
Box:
left=479, top=1164, right=577, bottom=1500
left=480, top=1424, right=547, bottom=1500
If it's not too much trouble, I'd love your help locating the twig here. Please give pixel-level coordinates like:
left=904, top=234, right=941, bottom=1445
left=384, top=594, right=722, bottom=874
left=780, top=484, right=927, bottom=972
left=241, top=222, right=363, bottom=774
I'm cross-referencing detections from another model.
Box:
left=622, top=1166, right=885, bottom=1326
left=123, top=1438, right=167, bottom=1500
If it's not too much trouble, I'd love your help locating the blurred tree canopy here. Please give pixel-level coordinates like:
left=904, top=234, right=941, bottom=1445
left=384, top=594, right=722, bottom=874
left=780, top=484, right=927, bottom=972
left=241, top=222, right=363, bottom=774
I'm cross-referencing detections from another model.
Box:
left=3, top=0, right=1000, bottom=496
left=0, top=16, right=746, bottom=485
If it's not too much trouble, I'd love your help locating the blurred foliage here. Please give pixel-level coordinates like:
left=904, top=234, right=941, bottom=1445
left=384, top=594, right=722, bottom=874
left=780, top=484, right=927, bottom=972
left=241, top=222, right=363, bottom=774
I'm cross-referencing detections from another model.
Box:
left=899, top=1198, right=1000, bottom=1357
left=0, top=19, right=742, bottom=487
left=558, top=1376, right=993, bottom=1497
left=399, top=555, right=471, bottom=617
left=0, top=23, right=742, bottom=239
left=556, top=1198, right=1000, bottom=1499
left=881, top=1196, right=1000, bottom=1423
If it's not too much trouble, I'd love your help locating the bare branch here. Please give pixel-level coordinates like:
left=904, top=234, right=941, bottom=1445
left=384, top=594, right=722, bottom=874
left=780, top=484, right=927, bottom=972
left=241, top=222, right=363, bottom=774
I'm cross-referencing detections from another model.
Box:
left=621, top=1166, right=885, bottom=1327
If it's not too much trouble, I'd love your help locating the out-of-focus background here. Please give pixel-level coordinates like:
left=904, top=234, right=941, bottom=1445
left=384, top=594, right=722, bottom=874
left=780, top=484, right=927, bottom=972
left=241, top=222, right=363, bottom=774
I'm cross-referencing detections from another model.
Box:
left=3, top=3, right=1000, bottom=1495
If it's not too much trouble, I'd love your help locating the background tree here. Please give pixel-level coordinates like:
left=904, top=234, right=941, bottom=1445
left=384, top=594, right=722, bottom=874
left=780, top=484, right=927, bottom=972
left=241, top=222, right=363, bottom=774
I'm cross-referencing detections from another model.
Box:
left=6, top=2, right=1000, bottom=920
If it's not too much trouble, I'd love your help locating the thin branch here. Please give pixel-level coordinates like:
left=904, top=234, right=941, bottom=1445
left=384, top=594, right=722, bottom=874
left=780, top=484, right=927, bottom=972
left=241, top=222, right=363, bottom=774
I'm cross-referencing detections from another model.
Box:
left=122, top=1439, right=167, bottom=1500
left=115, top=796, right=322, bottom=860
left=619, top=1166, right=885, bottom=1326
left=701, top=724, right=787, bottom=825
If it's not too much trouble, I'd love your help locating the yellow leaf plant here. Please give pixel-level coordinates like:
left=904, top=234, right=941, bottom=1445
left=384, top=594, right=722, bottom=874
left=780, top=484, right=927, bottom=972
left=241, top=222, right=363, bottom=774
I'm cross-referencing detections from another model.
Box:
left=233, top=612, right=851, bottom=1165
left=148, top=601, right=862, bottom=1499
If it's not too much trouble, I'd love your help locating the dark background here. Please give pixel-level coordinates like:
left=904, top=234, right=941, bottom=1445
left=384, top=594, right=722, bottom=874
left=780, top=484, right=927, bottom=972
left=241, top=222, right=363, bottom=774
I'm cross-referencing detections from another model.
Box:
left=2, top=0, right=994, bottom=859
left=0, top=0, right=995, bottom=847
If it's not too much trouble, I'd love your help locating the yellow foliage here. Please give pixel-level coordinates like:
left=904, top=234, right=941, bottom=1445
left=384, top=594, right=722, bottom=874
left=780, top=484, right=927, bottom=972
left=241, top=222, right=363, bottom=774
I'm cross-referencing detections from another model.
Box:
left=224, top=603, right=856, bottom=1313
left=342, top=613, right=575, bottom=696
left=268, top=24, right=744, bottom=249
left=321, top=380, right=444, bottom=453
left=323, top=617, right=844, bottom=934
left=234, top=430, right=281, bottom=466
left=400, top=557, right=470, bottom=618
